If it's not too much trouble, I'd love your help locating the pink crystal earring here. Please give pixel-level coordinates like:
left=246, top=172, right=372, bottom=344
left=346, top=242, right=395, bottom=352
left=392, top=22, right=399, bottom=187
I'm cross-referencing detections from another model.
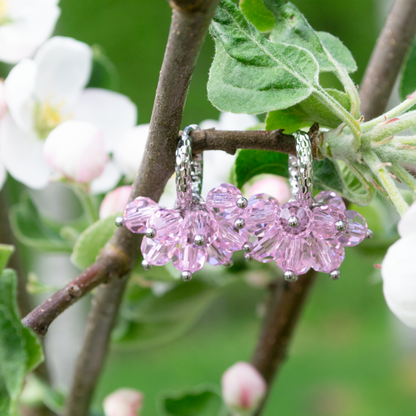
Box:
left=116, top=125, right=248, bottom=281
left=241, top=131, right=373, bottom=282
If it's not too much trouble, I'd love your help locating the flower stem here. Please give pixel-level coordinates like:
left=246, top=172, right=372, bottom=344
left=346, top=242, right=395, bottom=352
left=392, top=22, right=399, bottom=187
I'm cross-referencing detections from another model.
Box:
left=72, top=185, right=99, bottom=224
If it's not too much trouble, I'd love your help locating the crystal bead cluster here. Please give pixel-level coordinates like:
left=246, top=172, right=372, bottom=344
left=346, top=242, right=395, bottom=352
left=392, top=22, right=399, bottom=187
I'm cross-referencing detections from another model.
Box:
left=237, top=190, right=370, bottom=281
left=121, top=184, right=248, bottom=281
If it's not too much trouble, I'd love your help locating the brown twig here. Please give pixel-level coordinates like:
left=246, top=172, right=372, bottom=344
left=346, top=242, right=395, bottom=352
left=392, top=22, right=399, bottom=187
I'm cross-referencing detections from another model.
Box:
left=62, top=1, right=221, bottom=415
left=63, top=276, right=128, bottom=416
left=359, top=0, right=416, bottom=120
left=251, top=271, right=317, bottom=415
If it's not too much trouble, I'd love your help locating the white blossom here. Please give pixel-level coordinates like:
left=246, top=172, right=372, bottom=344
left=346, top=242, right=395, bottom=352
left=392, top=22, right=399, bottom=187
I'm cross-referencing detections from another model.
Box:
left=382, top=201, right=416, bottom=327
left=222, top=362, right=266, bottom=416
left=0, top=0, right=60, bottom=64
left=99, top=185, right=132, bottom=219
left=103, top=388, right=143, bottom=416
left=0, top=36, right=137, bottom=191
left=247, top=175, right=291, bottom=205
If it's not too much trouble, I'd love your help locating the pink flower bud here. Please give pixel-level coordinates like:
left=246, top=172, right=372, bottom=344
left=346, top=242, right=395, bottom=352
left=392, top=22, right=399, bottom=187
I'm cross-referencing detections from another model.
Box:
left=103, top=388, right=143, bottom=416
left=222, top=362, right=266, bottom=414
left=248, top=175, right=291, bottom=205
left=43, top=120, right=108, bottom=184
left=0, top=80, right=6, bottom=119
left=99, top=185, right=132, bottom=219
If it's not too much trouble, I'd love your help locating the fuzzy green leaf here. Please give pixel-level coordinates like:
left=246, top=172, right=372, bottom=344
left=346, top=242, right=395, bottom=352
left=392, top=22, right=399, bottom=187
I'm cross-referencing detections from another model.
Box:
left=232, top=149, right=288, bottom=189
left=266, top=88, right=351, bottom=133
left=208, top=0, right=319, bottom=114
left=70, top=214, right=118, bottom=270
left=0, top=245, right=14, bottom=273
left=0, top=270, right=44, bottom=416
left=9, top=194, right=74, bottom=253
left=160, top=386, right=223, bottom=416
left=239, top=0, right=274, bottom=32
left=264, top=0, right=356, bottom=73
left=114, top=280, right=218, bottom=350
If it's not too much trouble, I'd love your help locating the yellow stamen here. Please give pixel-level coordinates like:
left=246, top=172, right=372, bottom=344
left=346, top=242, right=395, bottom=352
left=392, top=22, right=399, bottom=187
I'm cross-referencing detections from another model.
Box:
left=33, top=100, right=72, bottom=140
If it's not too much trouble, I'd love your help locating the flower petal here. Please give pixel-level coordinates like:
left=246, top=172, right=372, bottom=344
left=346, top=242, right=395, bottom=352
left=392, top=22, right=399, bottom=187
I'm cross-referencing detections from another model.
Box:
left=113, top=124, right=149, bottom=180
left=382, top=234, right=416, bottom=328
left=0, top=113, right=49, bottom=189
left=90, top=160, right=122, bottom=195
left=74, top=88, right=137, bottom=152
left=4, top=58, right=37, bottom=132
left=99, top=185, right=132, bottom=219
left=0, top=160, right=6, bottom=190
left=0, top=80, right=6, bottom=119
left=34, top=37, right=92, bottom=105
left=43, top=120, right=107, bottom=183
left=398, top=201, right=416, bottom=238
left=218, top=112, right=259, bottom=130
left=0, top=1, right=60, bottom=64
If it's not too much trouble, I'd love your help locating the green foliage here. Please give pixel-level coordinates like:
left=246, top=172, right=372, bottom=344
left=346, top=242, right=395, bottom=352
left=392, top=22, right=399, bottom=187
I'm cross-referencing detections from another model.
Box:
left=239, top=0, right=274, bottom=32
left=160, top=385, right=223, bottom=416
left=399, top=36, right=416, bottom=112
left=87, top=45, right=119, bottom=91
left=208, top=0, right=319, bottom=114
left=0, top=245, right=14, bottom=273
left=9, top=194, right=75, bottom=253
left=70, top=214, right=119, bottom=270
left=232, top=150, right=288, bottom=189
left=231, top=149, right=344, bottom=195
left=113, top=280, right=219, bottom=350
left=0, top=270, right=44, bottom=415
left=266, top=88, right=351, bottom=133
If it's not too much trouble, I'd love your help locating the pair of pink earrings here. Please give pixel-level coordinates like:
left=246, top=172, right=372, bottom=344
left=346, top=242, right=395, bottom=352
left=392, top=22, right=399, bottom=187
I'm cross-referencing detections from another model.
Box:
left=116, top=126, right=372, bottom=282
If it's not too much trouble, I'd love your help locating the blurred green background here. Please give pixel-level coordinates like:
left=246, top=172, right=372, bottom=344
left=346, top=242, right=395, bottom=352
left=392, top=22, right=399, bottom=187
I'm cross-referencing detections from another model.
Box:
left=30, top=0, right=416, bottom=414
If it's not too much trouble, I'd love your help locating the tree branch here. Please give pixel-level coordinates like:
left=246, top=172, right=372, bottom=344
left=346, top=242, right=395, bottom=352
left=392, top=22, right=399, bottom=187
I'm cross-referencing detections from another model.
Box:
left=61, top=1, right=221, bottom=415
left=359, top=0, right=416, bottom=120
left=251, top=270, right=317, bottom=415
left=63, top=276, right=128, bottom=416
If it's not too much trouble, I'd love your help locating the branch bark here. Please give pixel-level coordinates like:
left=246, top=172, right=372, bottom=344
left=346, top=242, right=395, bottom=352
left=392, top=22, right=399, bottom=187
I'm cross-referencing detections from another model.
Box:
left=251, top=271, right=316, bottom=416
left=62, top=1, right=221, bottom=415
left=359, top=0, right=416, bottom=120
left=63, top=276, right=128, bottom=416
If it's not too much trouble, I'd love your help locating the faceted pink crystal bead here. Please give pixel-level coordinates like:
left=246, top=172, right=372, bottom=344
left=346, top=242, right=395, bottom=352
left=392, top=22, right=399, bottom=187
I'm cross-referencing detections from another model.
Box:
left=314, top=191, right=346, bottom=210
left=243, top=193, right=278, bottom=236
left=207, top=240, right=233, bottom=266
left=278, top=201, right=313, bottom=238
left=312, top=204, right=347, bottom=240
left=251, top=226, right=281, bottom=263
left=141, top=238, right=174, bottom=266
left=206, top=183, right=243, bottom=221
left=147, top=209, right=183, bottom=244
left=275, top=238, right=312, bottom=274
left=172, top=243, right=206, bottom=273
left=123, top=197, right=159, bottom=233
left=338, top=210, right=367, bottom=247
left=218, top=221, right=247, bottom=251
left=310, top=238, right=345, bottom=273
left=182, top=205, right=218, bottom=246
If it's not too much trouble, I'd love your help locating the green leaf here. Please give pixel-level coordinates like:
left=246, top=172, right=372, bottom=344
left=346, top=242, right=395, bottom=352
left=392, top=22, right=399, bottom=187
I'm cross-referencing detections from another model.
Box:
left=87, top=45, right=119, bottom=91
left=266, top=88, right=351, bottom=133
left=114, top=280, right=219, bottom=349
left=70, top=214, right=118, bottom=270
left=0, top=245, right=14, bottom=273
left=232, top=149, right=288, bottom=189
left=0, top=270, right=44, bottom=415
left=399, top=36, right=416, bottom=112
left=160, top=385, right=223, bottom=416
left=264, top=0, right=356, bottom=73
left=208, top=0, right=319, bottom=114
left=313, top=159, right=344, bottom=195
left=9, top=194, right=74, bottom=253
left=239, top=0, right=274, bottom=32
